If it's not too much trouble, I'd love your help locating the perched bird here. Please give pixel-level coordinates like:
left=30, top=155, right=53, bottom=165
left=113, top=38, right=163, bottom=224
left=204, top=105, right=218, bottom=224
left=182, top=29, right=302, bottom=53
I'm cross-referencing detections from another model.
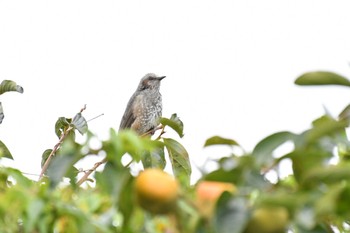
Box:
left=119, top=73, right=166, bottom=135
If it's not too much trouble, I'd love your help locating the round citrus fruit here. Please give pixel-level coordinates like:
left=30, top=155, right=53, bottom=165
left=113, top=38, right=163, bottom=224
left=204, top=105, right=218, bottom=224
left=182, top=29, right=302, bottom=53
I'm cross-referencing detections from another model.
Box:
left=195, top=181, right=237, bottom=217
left=135, top=168, right=179, bottom=214
left=245, top=206, right=289, bottom=233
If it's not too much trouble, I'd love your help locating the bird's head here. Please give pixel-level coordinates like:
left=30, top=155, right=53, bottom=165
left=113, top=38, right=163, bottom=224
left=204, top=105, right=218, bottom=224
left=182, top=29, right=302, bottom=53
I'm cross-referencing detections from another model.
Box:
left=137, top=73, right=166, bottom=91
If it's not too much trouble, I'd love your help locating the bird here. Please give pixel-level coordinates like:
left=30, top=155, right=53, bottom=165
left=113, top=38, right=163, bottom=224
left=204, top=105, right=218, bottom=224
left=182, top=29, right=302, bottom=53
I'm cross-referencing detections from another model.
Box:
left=119, top=73, right=166, bottom=135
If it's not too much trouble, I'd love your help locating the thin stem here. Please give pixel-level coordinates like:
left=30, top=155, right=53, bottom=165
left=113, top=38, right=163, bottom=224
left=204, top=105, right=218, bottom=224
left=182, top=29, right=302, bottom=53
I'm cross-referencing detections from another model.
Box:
left=76, top=124, right=164, bottom=186
left=76, top=157, right=107, bottom=186
left=124, top=159, right=133, bottom=168
left=80, top=104, right=87, bottom=113
left=261, top=155, right=287, bottom=175
left=87, top=113, right=104, bottom=122
left=140, top=125, right=164, bottom=137
left=38, top=105, right=87, bottom=181
left=38, top=126, right=73, bottom=181
left=21, top=172, right=46, bottom=177
left=155, top=125, right=166, bottom=140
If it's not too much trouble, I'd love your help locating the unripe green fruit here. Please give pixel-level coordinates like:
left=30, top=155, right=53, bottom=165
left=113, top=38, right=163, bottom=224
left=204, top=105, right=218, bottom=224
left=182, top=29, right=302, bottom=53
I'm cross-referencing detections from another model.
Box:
left=245, top=206, right=289, bottom=233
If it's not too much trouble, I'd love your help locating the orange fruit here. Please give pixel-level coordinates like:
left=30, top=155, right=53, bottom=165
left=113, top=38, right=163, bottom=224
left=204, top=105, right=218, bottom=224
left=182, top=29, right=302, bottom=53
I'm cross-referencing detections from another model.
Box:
left=135, top=169, right=179, bottom=214
left=195, top=181, right=237, bottom=217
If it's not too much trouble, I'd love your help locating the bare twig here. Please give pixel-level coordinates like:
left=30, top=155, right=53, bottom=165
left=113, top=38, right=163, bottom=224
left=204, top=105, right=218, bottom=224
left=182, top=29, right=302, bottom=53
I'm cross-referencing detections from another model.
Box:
left=80, top=104, right=87, bottom=113
left=38, top=126, right=73, bottom=180
left=155, top=125, right=166, bottom=140
left=76, top=157, right=107, bottom=186
left=87, top=113, right=104, bottom=122
left=76, top=155, right=134, bottom=186
left=21, top=171, right=47, bottom=177
left=261, top=155, right=287, bottom=175
left=141, top=125, right=164, bottom=138
left=76, top=124, right=164, bottom=186
left=38, top=105, right=87, bottom=181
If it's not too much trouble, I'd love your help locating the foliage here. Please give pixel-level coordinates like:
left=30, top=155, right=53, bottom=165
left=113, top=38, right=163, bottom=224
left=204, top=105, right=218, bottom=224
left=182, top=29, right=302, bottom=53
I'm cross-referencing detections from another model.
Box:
left=0, top=80, right=23, bottom=159
left=0, top=70, right=350, bottom=232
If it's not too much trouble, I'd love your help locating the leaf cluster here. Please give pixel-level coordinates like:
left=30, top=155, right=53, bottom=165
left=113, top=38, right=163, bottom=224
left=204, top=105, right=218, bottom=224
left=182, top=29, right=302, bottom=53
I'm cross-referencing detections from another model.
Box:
left=0, top=71, right=350, bottom=232
left=0, top=80, right=23, bottom=159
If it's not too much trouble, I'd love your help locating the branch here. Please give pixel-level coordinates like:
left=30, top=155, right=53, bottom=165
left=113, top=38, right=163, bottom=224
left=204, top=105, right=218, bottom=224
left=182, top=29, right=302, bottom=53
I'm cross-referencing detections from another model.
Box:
left=80, top=104, right=87, bottom=113
left=76, top=157, right=107, bottom=186
left=87, top=113, right=104, bottom=122
left=141, top=124, right=164, bottom=138
left=261, top=155, right=288, bottom=175
left=155, top=125, right=166, bottom=140
left=76, top=125, right=164, bottom=186
left=38, top=105, right=87, bottom=181
left=38, top=126, right=73, bottom=181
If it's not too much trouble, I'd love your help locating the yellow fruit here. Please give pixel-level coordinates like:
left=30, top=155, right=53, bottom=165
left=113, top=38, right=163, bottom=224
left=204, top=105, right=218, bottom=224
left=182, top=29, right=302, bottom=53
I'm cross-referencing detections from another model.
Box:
left=195, top=181, right=237, bottom=217
left=245, top=206, right=289, bottom=233
left=135, top=169, right=179, bottom=214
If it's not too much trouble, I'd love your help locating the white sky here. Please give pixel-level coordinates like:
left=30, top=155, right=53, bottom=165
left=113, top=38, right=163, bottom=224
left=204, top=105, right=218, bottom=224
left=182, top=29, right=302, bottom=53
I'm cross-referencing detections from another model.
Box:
left=0, top=1, right=350, bottom=181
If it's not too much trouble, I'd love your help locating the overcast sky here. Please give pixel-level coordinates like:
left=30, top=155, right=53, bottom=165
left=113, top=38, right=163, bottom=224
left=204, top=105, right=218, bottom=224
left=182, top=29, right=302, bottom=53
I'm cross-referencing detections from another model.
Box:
left=0, top=1, right=350, bottom=180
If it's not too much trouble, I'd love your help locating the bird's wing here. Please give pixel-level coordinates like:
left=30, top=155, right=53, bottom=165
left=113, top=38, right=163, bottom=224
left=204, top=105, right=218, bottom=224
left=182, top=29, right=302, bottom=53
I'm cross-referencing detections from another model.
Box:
left=119, top=94, right=142, bottom=131
left=119, top=110, right=135, bottom=130
left=119, top=96, right=136, bottom=130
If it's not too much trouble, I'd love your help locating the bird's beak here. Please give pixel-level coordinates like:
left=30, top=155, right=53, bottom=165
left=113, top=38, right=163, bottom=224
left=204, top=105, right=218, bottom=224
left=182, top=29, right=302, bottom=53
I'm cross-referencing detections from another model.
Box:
left=158, top=76, right=166, bottom=81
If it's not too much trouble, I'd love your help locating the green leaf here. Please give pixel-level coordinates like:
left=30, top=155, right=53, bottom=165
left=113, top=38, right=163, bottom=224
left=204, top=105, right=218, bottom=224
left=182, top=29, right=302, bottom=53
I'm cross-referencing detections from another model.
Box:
left=41, top=149, right=53, bottom=168
left=315, top=184, right=345, bottom=216
left=95, top=162, right=131, bottom=198
left=0, top=80, right=24, bottom=95
left=256, top=193, right=300, bottom=212
left=291, top=149, right=332, bottom=184
left=111, top=131, right=161, bottom=165
left=118, top=130, right=145, bottom=162
left=304, top=116, right=348, bottom=144
left=294, top=223, right=334, bottom=233
left=0, top=167, right=32, bottom=187
left=301, top=164, right=350, bottom=185
left=0, top=81, right=23, bottom=124
left=160, top=113, right=184, bottom=137
left=106, top=128, right=125, bottom=167
left=205, top=168, right=242, bottom=183
left=47, top=139, right=82, bottom=188
left=55, top=117, right=71, bottom=138
left=47, top=154, right=80, bottom=189
left=295, top=71, right=350, bottom=87
left=338, top=104, right=350, bottom=121
left=118, top=174, right=136, bottom=231
left=337, top=141, right=350, bottom=160
left=205, top=156, right=269, bottom=189
left=141, top=147, right=166, bottom=169
left=252, top=131, right=296, bottom=167
left=0, top=140, right=13, bottom=160
left=25, top=199, right=45, bottom=232
left=0, top=102, right=4, bottom=124
left=213, top=195, right=250, bottom=233
left=204, top=135, right=239, bottom=147
left=71, top=113, right=88, bottom=135
left=163, top=138, right=191, bottom=186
